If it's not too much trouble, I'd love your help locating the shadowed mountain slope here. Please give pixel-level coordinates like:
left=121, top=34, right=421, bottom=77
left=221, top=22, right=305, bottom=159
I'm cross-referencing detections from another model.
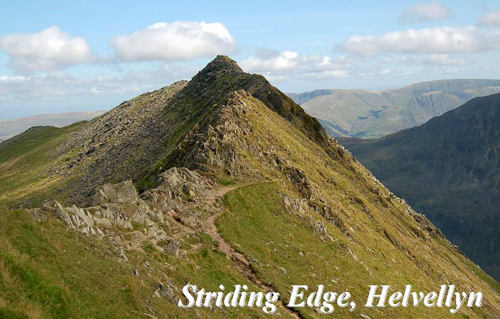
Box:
left=341, top=93, right=500, bottom=281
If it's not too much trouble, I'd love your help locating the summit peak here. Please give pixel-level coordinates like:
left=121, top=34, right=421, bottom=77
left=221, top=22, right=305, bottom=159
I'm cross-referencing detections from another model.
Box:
left=199, top=55, right=243, bottom=76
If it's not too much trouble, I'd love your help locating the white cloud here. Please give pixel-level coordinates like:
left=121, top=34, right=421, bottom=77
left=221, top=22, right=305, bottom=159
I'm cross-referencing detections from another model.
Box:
left=339, top=26, right=500, bottom=54
left=240, top=50, right=350, bottom=81
left=399, top=2, right=452, bottom=23
left=0, top=63, right=198, bottom=101
left=383, top=54, right=468, bottom=66
left=356, top=68, right=394, bottom=79
left=0, top=72, right=91, bottom=100
left=110, top=21, right=237, bottom=62
left=0, top=26, right=94, bottom=73
left=479, top=10, right=500, bottom=27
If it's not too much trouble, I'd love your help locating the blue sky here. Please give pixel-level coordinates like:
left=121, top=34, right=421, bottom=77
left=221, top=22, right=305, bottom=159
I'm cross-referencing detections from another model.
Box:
left=1, top=0, right=500, bottom=118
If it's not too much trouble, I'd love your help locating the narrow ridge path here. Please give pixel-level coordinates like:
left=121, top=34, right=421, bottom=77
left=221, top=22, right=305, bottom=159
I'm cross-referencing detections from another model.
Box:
left=204, top=181, right=303, bottom=319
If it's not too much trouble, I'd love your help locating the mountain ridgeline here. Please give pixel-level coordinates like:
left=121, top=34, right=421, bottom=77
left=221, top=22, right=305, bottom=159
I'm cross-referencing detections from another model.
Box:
left=341, top=93, right=500, bottom=281
left=289, top=79, right=500, bottom=138
left=35, top=56, right=327, bottom=206
left=0, top=56, right=499, bottom=318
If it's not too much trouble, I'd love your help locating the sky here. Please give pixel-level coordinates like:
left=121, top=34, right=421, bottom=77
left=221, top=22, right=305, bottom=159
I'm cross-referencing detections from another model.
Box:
left=1, top=0, right=500, bottom=119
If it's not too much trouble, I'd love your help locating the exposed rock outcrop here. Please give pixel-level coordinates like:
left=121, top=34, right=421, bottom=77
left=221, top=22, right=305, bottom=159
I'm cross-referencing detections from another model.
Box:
left=30, top=167, right=218, bottom=256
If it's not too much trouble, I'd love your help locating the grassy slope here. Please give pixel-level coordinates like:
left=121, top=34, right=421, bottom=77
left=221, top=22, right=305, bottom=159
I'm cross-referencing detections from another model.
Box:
left=215, top=96, right=500, bottom=318
left=219, top=183, right=458, bottom=318
left=0, top=123, right=86, bottom=207
left=0, top=208, right=270, bottom=319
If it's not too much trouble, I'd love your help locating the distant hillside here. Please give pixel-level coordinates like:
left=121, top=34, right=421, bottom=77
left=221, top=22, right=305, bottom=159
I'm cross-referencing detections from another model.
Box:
left=0, top=111, right=105, bottom=141
left=340, top=93, right=500, bottom=280
left=287, top=89, right=335, bottom=105
left=290, top=79, right=500, bottom=138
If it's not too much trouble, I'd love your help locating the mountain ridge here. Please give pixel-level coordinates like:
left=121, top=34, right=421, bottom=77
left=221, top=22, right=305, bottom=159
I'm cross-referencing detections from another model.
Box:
left=0, top=56, right=499, bottom=318
left=42, top=55, right=328, bottom=206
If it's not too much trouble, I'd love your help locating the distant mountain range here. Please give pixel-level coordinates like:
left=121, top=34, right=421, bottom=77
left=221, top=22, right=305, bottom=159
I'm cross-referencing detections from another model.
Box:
left=0, top=111, right=105, bottom=141
left=340, top=93, right=500, bottom=280
left=289, top=79, right=500, bottom=138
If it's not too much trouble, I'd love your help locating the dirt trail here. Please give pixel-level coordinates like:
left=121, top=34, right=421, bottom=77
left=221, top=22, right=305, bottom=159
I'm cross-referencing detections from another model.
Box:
left=205, top=183, right=258, bottom=271
left=204, top=181, right=303, bottom=319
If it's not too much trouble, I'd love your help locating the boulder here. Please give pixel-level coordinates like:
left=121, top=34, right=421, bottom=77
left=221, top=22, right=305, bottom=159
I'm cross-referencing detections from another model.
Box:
left=164, top=239, right=182, bottom=257
left=93, top=180, right=138, bottom=205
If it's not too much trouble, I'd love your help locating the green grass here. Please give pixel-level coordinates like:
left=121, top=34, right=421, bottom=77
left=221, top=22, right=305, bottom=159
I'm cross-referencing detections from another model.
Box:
left=0, top=308, right=29, bottom=319
left=0, top=123, right=86, bottom=207
left=217, top=175, right=235, bottom=186
left=216, top=181, right=495, bottom=318
left=0, top=208, right=268, bottom=318
left=142, top=241, right=155, bottom=253
left=0, top=209, right=138, bottom=318
left=217, top=183, right=368, bottom=318
left=130, top=221, right=144, bottom=231
left=0, top=251, right=70, bottom=317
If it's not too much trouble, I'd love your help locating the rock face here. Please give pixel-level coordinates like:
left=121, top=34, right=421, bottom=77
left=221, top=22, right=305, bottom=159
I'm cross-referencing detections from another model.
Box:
left=52, top=81, right=189, bottom=205
left=289, top=79, right=500, bottom=138
left=30, top=167, right=217, bottom=254
left=94, top=180, right=139, bottom=205
left=32, top=201, right=105, bottom=236
left=341, top=93, right=500, bottom=280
